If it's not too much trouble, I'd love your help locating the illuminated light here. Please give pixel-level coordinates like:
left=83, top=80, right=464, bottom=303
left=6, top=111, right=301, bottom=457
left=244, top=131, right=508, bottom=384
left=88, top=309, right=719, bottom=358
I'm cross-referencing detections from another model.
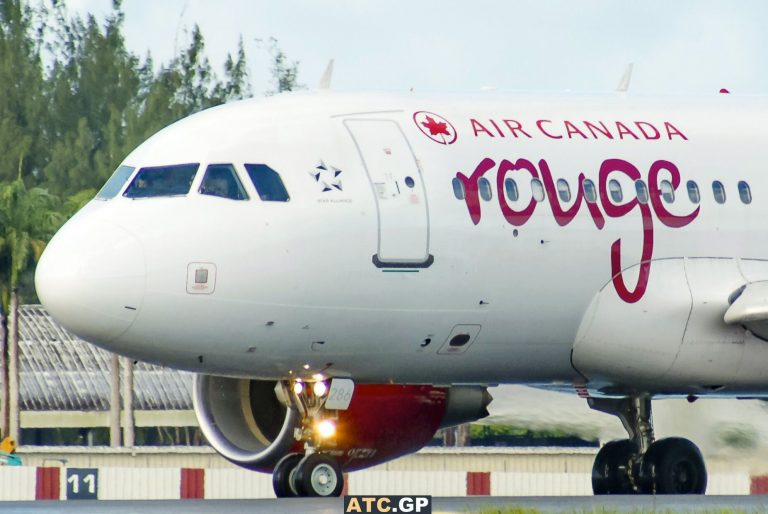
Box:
left=316, top=419, right=336, bottom=439
left=293, top=382, right=304, bottom=395
left=313, top=381, right=328, bottom=397
left=312, top=373, right=325, bottom=381
left=303, top=364, right=310, bottom=370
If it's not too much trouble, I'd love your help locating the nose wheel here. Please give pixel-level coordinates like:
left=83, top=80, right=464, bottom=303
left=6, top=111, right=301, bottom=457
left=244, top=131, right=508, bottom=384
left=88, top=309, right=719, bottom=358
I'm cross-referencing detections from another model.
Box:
left=272, top=379, right=347, bottom=498
left=293, top=453, right=344, bottom=497
left=273, top=453, right=303, bottom=497
left=588, top=396, right=707, bottom=495
left=272, top=452, right=344, bottom=498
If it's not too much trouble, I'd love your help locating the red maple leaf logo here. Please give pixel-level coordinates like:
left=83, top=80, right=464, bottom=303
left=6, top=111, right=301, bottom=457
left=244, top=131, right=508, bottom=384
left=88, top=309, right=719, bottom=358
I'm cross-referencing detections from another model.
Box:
left=413, top=111, right=457, bottom=144
left=421, top=115, right=451, bottom=137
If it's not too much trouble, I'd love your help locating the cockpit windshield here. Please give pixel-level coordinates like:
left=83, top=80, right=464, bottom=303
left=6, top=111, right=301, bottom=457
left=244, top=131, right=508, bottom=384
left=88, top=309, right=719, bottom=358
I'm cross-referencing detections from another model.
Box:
left=199, top=164, right=248, bottom=200
left=123, top=164, right=199, bottom=198
left=96, top=165, right=135, bottom=200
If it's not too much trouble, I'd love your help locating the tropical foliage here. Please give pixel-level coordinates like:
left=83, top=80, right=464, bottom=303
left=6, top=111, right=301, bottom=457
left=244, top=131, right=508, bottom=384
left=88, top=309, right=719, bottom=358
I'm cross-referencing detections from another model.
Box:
left=0, top=0, right=302, bottom=438
left=0, top=0, right=301, bottom=302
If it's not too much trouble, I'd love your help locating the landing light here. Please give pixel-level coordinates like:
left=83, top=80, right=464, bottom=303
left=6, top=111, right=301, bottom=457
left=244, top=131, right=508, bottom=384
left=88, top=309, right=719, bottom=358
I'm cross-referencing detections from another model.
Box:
left=317, top=419, right=336, bottom=439
left=313, top=381, right=328, bottom=397
left=293, top=382, right=304, bottom=395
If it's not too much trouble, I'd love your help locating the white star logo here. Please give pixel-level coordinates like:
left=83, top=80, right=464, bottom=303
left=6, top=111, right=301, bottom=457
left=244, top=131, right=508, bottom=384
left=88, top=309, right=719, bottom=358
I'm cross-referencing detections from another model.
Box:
left=310, top=160, right=343, bottom=192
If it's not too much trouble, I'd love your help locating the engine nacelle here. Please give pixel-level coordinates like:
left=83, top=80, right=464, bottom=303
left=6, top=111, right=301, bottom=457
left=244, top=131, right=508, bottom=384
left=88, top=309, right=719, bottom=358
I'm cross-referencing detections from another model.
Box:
left=193, top=375, right=491, bottom=472
left=573, top=258, right=768, bottom=391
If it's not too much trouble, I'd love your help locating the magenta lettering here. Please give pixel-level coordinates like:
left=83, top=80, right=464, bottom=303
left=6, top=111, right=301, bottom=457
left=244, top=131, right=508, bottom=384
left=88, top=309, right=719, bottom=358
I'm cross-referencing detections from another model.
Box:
left=634, top=121, right=661, bottom=140
left=489, top=119, right=505, bottom=137
left=496, top=159, right=539, bottom=226
left=615, top=121, right=639, bottom=140
left=471, top=119, right=494, bottom=137
left=455, top=157, right=700, bottom=303
left=583, top=121, right=614, bottom=140
left=664, top=122, right=688, bottom=140
left=564, top=121, right=588, bottom=139
left=537, top=120, right=563, bottom=139
left=503, top=119, right=532, bottom=138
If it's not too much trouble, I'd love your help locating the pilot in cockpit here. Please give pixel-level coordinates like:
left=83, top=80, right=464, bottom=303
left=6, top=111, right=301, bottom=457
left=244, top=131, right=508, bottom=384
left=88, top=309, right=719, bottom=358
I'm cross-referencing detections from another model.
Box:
left=201, top=169, right=230, bottom=198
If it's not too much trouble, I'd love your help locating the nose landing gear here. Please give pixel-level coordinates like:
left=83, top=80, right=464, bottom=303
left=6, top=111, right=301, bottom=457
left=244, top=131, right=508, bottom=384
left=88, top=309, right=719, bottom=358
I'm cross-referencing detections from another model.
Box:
left=273, top=451, right=345, bottom=497
left=272, top=380, right=346, bottom=498
left=589, top=395, right=707, bottom=495
left=293, top=453, right=344, bottom=497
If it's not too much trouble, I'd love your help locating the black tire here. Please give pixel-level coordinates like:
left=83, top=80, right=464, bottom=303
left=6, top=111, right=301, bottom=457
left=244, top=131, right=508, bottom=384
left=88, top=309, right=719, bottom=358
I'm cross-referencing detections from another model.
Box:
left=272, top=453, right=304, bottom=498
left=592, top=439, right=638, bottom=495
left=293, top=453, right=344, bottom=497
left=640, top=437, right=707, bottom=494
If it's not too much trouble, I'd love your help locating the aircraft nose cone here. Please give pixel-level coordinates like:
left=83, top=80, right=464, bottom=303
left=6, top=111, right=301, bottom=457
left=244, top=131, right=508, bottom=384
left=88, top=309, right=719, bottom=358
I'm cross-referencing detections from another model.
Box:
left=35, top=218, right=145, bottom=345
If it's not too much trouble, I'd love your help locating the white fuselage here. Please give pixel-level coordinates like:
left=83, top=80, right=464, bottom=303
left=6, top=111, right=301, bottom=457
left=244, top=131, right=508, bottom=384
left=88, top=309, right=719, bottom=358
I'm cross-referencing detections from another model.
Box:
left=35, top=91, right=768, bottom=395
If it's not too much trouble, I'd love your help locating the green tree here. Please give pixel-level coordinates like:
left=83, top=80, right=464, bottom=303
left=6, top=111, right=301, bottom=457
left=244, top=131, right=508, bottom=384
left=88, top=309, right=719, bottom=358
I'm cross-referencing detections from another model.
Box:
left=260, top=37, right=303, bottom=95
left=0, top=164, right=63, bottom=441
left=0, top=0, right=46, bottom=183
left=43, top=2, right=141, bottom=196
left=0, top=0, right=308, bottom=445
left=213, top=37, right=252, bottom=102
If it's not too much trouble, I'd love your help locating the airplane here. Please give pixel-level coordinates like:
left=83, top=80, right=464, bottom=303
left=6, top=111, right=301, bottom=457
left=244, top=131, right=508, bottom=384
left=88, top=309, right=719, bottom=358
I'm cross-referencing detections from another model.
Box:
left=34, top=89, right=768, bottom=497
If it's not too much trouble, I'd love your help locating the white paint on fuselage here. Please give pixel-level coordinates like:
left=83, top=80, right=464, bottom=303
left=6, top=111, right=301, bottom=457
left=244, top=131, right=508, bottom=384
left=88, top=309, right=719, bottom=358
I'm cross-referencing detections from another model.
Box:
left=36, top=91, right=768, bottom=393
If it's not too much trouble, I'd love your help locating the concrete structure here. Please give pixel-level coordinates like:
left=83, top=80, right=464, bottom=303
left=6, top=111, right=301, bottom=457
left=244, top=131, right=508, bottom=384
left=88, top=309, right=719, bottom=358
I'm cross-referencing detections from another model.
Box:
left=2, top=447, right=768, bottom=500
left=14, top=305, right=195, bottom=444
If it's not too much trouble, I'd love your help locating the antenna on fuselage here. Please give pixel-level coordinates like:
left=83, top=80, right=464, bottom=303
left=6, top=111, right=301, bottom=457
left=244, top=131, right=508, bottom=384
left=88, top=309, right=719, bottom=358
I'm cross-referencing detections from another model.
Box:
left=318, top=59, right=334, bottom=90
left=616, top=63, right=634, bottom=92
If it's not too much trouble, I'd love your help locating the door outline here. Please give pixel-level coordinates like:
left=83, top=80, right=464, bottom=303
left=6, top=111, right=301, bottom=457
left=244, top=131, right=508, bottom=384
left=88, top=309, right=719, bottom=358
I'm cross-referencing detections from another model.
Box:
left=344, top=118, right=434, bottom=268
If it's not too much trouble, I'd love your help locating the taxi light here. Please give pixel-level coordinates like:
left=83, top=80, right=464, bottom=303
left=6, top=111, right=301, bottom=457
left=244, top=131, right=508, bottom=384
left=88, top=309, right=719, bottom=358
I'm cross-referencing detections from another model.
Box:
left=313, top=381, right=328, bottom=397
left=293, top=382, right=304, bottom=395
left=317, top=419, right=336, bottom=439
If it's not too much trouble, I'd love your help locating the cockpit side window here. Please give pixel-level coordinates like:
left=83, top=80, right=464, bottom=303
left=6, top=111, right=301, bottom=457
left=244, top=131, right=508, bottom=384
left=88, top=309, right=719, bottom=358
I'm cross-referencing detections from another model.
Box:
left=123, top=164, right=199, bottom=198
left=96, top=165, right=135, bottom=200
left=199, top=164, right=248, bottom=200
left=244, top=164, right=290, bottom=202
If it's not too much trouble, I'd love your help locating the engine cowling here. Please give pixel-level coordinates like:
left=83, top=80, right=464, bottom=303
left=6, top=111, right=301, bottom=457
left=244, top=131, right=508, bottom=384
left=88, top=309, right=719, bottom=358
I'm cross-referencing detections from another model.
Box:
left=193, top=374, right=491, bottom=472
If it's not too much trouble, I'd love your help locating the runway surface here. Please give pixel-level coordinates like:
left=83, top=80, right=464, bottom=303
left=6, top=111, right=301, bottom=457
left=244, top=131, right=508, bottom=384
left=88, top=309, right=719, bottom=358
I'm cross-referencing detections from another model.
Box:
left=4, top=496, right=768, bottom=513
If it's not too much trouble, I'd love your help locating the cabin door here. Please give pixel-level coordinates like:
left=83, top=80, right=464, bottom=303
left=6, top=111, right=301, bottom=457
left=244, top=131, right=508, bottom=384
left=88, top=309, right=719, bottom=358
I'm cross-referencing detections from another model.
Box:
left=345, top=119, right=432, bottom=268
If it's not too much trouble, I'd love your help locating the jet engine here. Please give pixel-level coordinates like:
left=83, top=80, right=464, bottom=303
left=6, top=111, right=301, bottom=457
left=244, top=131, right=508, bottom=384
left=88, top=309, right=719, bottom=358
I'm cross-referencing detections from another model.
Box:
left=193, top=374, right=492, bottom=472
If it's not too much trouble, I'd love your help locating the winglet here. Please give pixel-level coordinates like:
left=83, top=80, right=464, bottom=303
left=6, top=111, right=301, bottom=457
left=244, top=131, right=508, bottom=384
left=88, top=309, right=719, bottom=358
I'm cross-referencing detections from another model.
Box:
left=616, top=63, right=634, bottom=92
left=318, top=59, right=334, bottom=90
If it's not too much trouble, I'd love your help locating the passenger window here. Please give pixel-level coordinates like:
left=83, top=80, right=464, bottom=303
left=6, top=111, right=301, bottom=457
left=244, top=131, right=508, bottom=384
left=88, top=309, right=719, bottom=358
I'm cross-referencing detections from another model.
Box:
left=478, top=178, right=493, bottom=201
left=123, top=163, right=199, bottom=198
left=687, top=180, right=700, bottom=204
left=244, top=164, right=290, bottom=202
left=452, top=178, right=465, bottom=200
left=739, top=181, right=752, bottom=204
left=635, top=181, right=649, bottom=204
left=97, top=165, right=135, bottom=200
left=583, top=179, right=597, bottom=203
left=557, top=179, right=571, bottom=202
left=660, top=180, right=675, bottom=203
left=505, top=178, right=519, bottom=202
left=531, top=179, right=545, bottom=202
left=199, top=164, right=248, bottom=200
left=609, top=179, right=623, bottom=203
left=713, top=181, right=726, bottom=204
